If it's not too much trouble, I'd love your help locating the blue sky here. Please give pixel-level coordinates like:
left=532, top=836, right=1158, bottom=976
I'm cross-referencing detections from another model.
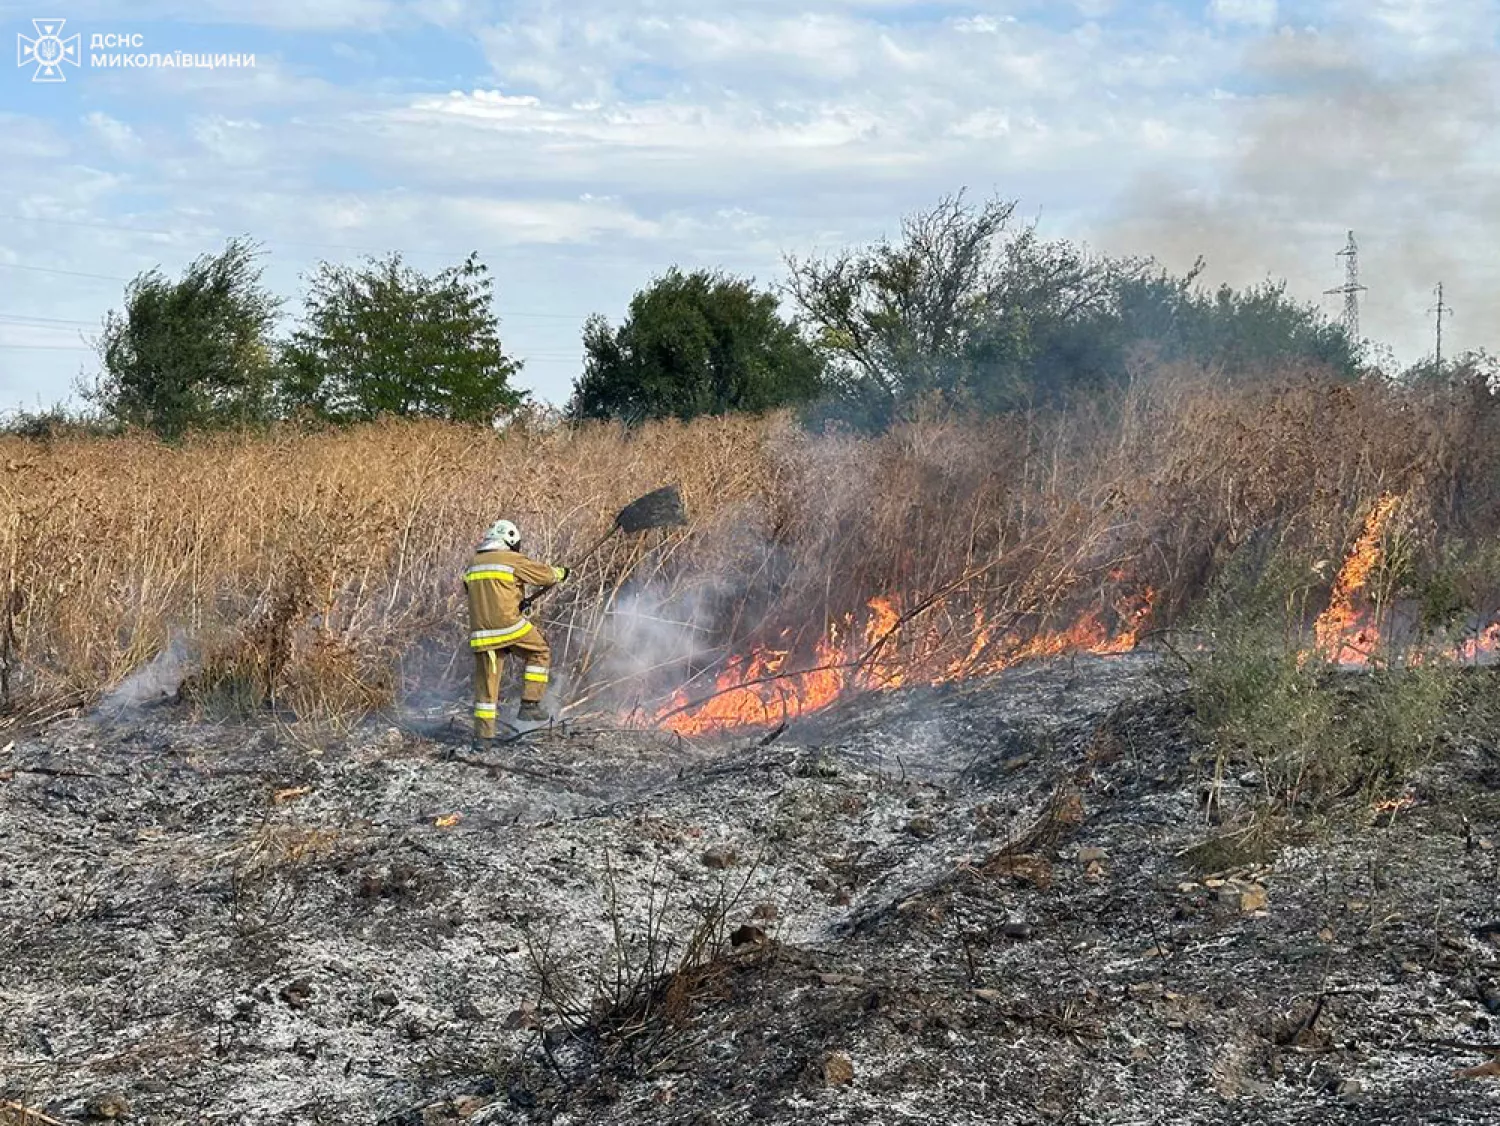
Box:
left=1, top=0, right=1496, bottom=411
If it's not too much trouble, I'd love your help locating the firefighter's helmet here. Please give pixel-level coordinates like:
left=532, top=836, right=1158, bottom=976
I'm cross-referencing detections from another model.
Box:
left=483, top=519, right=521, bottom=549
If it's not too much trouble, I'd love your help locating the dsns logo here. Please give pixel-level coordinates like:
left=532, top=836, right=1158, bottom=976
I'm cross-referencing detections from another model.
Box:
left=17, top=18, right=80, bottom=82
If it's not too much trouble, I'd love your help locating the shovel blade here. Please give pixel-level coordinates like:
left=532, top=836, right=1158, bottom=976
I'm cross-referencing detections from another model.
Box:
left=614, top=485, right=688, bottom=534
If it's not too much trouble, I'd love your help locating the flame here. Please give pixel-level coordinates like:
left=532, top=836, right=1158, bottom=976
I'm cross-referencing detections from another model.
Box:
left=653, top=587, right=1155, bottom=736
left=1454, top=621, right=1500, bottom=664
left=646, top=487, right=1500, bottom=739
left=1301, top=492, right=1500, bottom=668
left=862, top=596, right=905, bottom=688
left=655, top=641, right=853, bottom=739
left=435, top=813, right=462, bottom=829
left=1309, top=494, right=1401, bottom=666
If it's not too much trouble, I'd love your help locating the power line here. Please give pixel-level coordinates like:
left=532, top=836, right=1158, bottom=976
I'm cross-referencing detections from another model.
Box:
left=0, top=212, right=454, bottom=258
left=0, top=262, right=130, bottom=283
left=0, top=218, right=605, bottom=320
left=0, top=212, right=604, bottom=274
left=0, top=339, right=579, bottom=357
left=0, top=312, right=97, bottom=328
left=0, top=262, right=592, bottom=322
left=0, top=213, right=204, bottom=240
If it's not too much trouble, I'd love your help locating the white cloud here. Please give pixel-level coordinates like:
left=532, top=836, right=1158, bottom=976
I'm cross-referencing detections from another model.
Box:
left=1353, top=0, right=1497, bottom=51
left=1209, top=0, right=1278, bottom=28
left=294, top=191, right=663, bottom=246
left=190, top=116, right=267, bottom=165
left=393, top=91, right=908, bottom=170
left=0, top=115, right=71, bottom=163
left=48, top=0, right=429, bottom=32
left=7, top=169, right=135, bottom=225
left=2, top=0, right=1498, bottom=412
left=96, top=56, right=349, bottom=110
left=476, top=8, right=1189, bottom=104
left=948, top=109, right=1014, bottom=140
left=330, top=41, right=377, bottom=64
left=84, top=113, right=144, bottom=159
left=951, top=15, right=1015, bottom=35
left=198, top=0, right=400, bottom=29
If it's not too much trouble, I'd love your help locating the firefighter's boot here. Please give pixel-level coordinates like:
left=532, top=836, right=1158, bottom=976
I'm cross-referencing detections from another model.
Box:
left=517, top=700, right=550, bottom=723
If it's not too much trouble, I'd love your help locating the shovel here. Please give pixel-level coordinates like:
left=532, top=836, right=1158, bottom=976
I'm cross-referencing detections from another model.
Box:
left=520, top=485, right=688, bottom=612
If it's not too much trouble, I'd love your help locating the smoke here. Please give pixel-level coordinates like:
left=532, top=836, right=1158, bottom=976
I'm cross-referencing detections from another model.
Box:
left=584, top=584, right=722, bottom=715
left=577, top=501, right=787, bottom=715
left=1093, top=21, right=1500, bottom=367
left=575, top=425, right=885, bottom=720
left=96, top=634, right=193, bottom=716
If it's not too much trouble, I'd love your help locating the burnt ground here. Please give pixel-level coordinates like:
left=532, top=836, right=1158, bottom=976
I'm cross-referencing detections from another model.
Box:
left=3, top=653, right=1500, bottom=1124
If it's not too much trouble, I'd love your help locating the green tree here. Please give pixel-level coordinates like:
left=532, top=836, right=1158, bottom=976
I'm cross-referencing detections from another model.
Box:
left=965, top=229, right=1154, bottom=410
left=785, top=193, right=1149, bottom=423
left=1112, top=271, right=1361, bottom=377
left=567, top=268, right=826, bottom=423
left=787, top=192, right=1361, bottom=427
left=784, top=193, right=1018, bottom=425
left=1194, top=280, right=1361, bottom=375
left=280, top=253, right=524, bottom=423
left=88, top=238, right=279, bottom=438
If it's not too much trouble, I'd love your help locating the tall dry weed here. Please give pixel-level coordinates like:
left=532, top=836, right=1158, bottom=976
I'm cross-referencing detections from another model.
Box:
left=2, top=365, right=1498, bottom=723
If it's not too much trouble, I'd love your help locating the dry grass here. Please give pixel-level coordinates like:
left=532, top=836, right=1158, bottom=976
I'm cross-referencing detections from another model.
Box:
left=0, top=414, right=769, bottom=718
left=3, top=364, right=1499, bottom=724
left=518, top=852, right=767, bottom=1089
left=0, top=1101, right=67, bottom=1126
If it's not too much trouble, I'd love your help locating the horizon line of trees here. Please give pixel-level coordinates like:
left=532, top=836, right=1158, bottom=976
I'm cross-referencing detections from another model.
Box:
left=4, top=191, right=1487, bottom=441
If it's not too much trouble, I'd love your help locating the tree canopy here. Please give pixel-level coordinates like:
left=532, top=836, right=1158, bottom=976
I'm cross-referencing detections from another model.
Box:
left=75, top=193, right=1367, bottom=439
left=88, top=237, right=280, bottom=439
left=567, top=268, right=825, bottom=423
left=786, top=192, right=1362, bottom=428
left=279, top=253, right=524, bottom=424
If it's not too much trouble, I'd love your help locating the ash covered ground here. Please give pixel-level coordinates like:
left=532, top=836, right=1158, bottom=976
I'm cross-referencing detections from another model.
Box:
left=3, top=654, right=1500, bottom=1124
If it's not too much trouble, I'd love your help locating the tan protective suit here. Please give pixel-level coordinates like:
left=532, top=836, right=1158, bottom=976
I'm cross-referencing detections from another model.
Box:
left=464, top=546, right=566, bottom=737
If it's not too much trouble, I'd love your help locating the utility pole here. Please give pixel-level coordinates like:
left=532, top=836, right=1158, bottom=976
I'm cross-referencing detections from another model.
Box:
left=1324, top=230, right=1366, bottom=341
left=1428, top=283, right=1452, bottom=374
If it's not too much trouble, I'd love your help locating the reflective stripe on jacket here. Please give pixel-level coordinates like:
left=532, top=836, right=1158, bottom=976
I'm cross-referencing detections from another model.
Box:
left=464, top=547, right=565, bottom=650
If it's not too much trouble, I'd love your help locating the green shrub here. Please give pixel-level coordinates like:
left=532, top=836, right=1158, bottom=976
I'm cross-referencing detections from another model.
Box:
left=1186, top=540, right=1458, bottom=814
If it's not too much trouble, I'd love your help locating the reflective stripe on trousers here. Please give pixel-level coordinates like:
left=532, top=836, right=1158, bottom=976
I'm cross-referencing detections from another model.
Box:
left=473, top=651, right=501, bottom=738
left=470, top=619, right=533, bottom=648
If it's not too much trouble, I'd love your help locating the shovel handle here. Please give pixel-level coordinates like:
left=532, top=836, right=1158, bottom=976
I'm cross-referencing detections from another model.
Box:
left=521, top=525, right=620, bottom=613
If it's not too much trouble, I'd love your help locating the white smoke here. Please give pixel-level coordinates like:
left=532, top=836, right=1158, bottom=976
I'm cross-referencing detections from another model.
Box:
left=575, top=503, right=790, bottom=718
left=97, top=634, right=192, bottom=715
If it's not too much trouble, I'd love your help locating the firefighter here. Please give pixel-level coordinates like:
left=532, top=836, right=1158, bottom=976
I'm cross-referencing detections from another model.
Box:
left=464, top=518, right=568, bottom=743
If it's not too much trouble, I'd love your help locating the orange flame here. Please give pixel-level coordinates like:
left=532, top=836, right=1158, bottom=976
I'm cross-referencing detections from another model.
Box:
left=1300, top=493, right=1500, bottom=668
left=648, top=489, right=1500, bottom=737
left=653, top=587, right=1155, bottom=736
left=1309, top=494, right=1401, bottom=666
left=1454, top=621, right=1500, bottom=664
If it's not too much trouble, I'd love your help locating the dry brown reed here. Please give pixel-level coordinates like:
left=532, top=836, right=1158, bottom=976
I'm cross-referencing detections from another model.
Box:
left=2, top=364, right=1497, bottom=723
